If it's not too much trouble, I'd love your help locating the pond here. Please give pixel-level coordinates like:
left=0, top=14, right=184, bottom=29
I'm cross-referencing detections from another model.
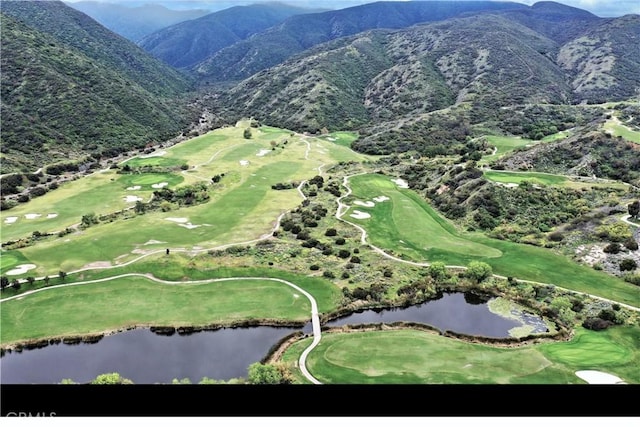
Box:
left=325, top=291, right=549, bottom=337
left=0, top=325, right=308, bottom=385
left=1, top=292, right=547, bottom=384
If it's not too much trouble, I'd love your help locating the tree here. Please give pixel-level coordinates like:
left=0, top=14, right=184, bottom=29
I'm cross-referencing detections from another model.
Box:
left=11, top=278, right=21, bottom=290
left=59, top=271, right=67, bottom=282
left=620, top=259, right=637, bottom=272
left=26, top=276, right=35, bottom=286
left=90, top=373, right=133, bottom=384
left=466, top=261, right=493, bottom=283
left=628, top=200, right=639, bottom=219
left=43, top=276, right=50, bottom=286
left=427, top=261, right=448, bottom=281
left=0, top=276, right=8, bottom=290
left=247, top=363, right=284, bottom=384
left=134, top=200, right=145, bottom=214
left=243, top=128, right=252, bottom=139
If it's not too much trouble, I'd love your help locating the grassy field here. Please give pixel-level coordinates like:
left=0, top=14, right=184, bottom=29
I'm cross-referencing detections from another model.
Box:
left=281, top=325, right=639, bottom=384
left=1, top=125, right=372, bottom=277
left=0, top=263, right=342, bottom=345
left=603, top=120, right=640, bottom=143
left=343, top=174, right=640, bottom=306
left=484, top=170, right=568, bottom=186
left=0, top=171, right=184, bottom=242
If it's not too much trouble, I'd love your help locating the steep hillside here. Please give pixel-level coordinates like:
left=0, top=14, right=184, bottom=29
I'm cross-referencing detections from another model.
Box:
left=0, top=1, right=196, bottom=174
left=139, top=3, right=322, bottom=69
left=192, top=0, right=529, bottom=83
left=215, top=14, right=571, bottom=133
left=557, top=14, right=640, bottom=103
left=65, top=1, right=211, bottom=42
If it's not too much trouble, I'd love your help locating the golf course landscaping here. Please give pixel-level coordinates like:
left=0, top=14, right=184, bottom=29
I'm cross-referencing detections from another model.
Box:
left=278, top=324, right=640, bottom=384
left=2, top=122, right=639, bottom=385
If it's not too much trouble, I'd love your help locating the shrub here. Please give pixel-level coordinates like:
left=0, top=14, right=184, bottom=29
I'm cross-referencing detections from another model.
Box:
left=620, top=258, right=637, bottom=272
left=623, top=238, right=638, bottom=251
left=309, top=264, right=320, bottom=271
left=603, top=243, right=621, bottom=254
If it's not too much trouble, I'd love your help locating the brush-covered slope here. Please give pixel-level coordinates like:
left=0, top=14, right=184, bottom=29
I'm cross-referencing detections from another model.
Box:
left=0, top=0, right=195, bottom=173
left=192, top=0, right=529, bottom=83
left=139, top=3, right=325, bottom=70
left=216, top=13, right=571, bottom=133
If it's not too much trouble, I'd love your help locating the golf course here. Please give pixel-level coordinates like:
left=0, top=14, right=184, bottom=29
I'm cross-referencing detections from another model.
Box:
left=2, top=122, right=639, bottom=385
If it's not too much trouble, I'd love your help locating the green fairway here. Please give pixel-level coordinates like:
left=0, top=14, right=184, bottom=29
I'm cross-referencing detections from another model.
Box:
left=484, top=170, right=568, bottom=186
left=344, top=174, right=640, bottom=306
left=281, top=325, right=639, bottom=384
left=2, top=123, right=374, bottom=277
left=604, top=120, right=640, bottom=143
left=0, top=276, right=309, bottom=344
left=479, top=135, right=535, bottom=165
left=319, top=131, right=359, bottom=148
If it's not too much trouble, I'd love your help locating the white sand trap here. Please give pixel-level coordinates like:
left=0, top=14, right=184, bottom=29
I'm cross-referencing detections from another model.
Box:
left=575, top=370, right=626, bottom=384
left=239, top=160, right=249, bottom=166
left=24, top=213, right=42, bottom=219
left=124, top=195, right=143, bottom=203
left=144, top=240, right=166, bottom=245
left=327, top=137, right=337, bottom=141
left=6, top=264, right=37, bottom=276
left=140, top=150, right=166, bottom=158
left=354, top=200, right=375, bottom=207
left=152, top=182, right=168, bottom=189
left=126, top=185, right=142, bottom=191
left=4, top=216, right=18, bottom=224
left=391, top=178, right=409, bottom=189
left=350, top=210, right=371, bottom=219
left=47, top=213, right=58, bottom=219
left=165, top=217, right=188, bottom=223
left=256, top=149, right=271, bottom=157
left=178, top=223, right=200, bottom=229
left=373, top=196, right=390, bottom=203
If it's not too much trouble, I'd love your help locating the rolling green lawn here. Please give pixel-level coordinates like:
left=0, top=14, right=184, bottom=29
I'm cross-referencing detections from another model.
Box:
left=0, top=264, right=342, bottom=345
left=1, top=170, right=181, bottom=242
left=1, top=124, right=371, bottom=277
left=281, top=325, right=639, bottom=384
left=484, top=170, right=568, bottom=186
left=604, top=120, right=640, bottom=143
left=479, top=135, right=535, bottom=165
left=344, top=174, right=640, bottom=306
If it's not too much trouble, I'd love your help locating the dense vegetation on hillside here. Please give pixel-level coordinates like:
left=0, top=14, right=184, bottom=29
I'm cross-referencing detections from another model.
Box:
left=0, top=1, right=196, bottom=174
left=192, top=0, right=530, bottom=83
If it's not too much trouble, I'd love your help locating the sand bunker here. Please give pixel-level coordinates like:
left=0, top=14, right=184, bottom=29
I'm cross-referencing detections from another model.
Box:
left=144, top=240, right=166, bottom=245
left=391, top=178, right=409, bottom=189
left=46, top=213, right=58, bottom=219
left=239, top=160, right=249, bottom=166
left=126, top=185, right=141, bottom=191
left=24, top=213, right=42, bottom=219
left=165, top=217, right=189, bottom=223
left=151, top=182, right=168, bottom=189
left=6, top=264, right=37, bottom=276
left=124, top=195, right=143, bottom=203
left=256, top=149, right=271, bottom=157
left=140, top=150, right=166, bottom=158
left=575, top=370, right=626, bottom=384
left=4, top=216, right=18, bottom=224
left=178, top=223, right=200, bottom=229
left=354, top=201, right=375, bottom=207
left=350, top=210, right=371, bottom=219
left=373, top=196, right=390, bottom=202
